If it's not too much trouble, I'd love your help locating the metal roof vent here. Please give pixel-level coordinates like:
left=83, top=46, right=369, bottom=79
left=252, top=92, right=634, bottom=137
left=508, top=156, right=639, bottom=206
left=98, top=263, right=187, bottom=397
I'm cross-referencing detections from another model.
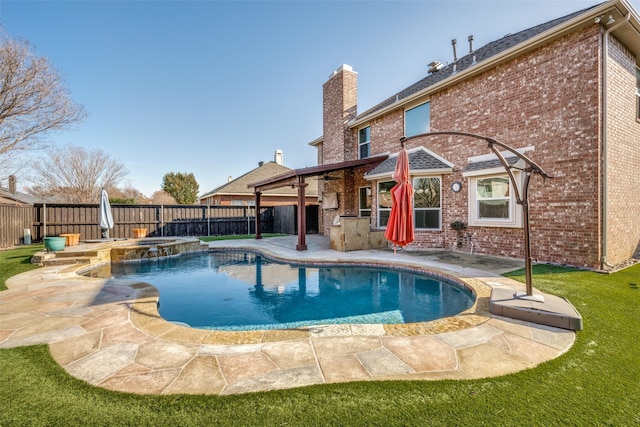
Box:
left=428, top=61, right=443, bottom=73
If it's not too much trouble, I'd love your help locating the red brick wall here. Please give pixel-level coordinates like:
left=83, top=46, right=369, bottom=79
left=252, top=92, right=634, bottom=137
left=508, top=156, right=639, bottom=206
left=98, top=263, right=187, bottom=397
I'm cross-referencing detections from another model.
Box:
left=323, top=66, right=357, bottom=164
left=360, top=26, right=610, bottom=268
left=604, top=35, right=640, bottom=264
left=320, top=25, right=638, bottom=268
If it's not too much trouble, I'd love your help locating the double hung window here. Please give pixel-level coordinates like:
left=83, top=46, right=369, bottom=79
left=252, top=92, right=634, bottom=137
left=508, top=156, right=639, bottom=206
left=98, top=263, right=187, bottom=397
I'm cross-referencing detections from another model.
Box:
left=377, top=177, right=441, bottom=229
left=358, top=126, right=370, bottom=159
left=404, top=102, right=430, bottom=137
left=636, top=65, right=640, bottom=120
left=466, top=173, right=523, bottom=227
left=359, top=187, right=372, bottom=217
left=377, top=181, right=394, bottom=227
left=413, top=177, right=441, bottom=229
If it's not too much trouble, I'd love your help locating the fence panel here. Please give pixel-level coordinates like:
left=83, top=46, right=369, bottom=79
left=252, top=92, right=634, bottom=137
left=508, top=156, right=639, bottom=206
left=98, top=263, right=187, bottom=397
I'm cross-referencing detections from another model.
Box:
left=24, top=204, right=275, bottom=242
left=0, top=204, right=34, bottom=249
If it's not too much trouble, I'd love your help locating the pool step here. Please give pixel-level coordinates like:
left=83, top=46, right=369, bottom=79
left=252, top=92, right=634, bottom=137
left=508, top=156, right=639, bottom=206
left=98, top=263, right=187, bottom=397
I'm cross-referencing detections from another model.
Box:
left=34, top=249, right=103, bottom=267
left=43, top=256, right=97, bottom=267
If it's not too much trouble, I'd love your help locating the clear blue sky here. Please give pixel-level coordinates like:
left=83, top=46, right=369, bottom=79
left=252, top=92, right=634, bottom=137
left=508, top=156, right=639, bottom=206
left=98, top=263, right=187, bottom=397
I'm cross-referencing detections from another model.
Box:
left=2, top=0, right=636, bottom=197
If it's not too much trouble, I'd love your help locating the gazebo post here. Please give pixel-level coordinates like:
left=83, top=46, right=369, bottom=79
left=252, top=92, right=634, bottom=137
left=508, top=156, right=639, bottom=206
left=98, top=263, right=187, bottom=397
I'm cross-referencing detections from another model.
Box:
left=254, top=191, right=262, bottom=239
left=295, top=176, right=308, bottom=250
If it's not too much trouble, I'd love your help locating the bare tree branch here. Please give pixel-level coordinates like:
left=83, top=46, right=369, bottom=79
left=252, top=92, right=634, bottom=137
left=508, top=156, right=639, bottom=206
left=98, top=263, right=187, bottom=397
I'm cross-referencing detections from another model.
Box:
left=0, top=29, right=86, bottom=176
left=29, top=144, right=128, bottom=203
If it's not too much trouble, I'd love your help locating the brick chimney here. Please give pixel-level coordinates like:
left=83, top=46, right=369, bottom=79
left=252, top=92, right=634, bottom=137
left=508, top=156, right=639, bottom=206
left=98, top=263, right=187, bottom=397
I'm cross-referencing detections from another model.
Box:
left=322, top=64, right=357, bottom=164
left=8, top=175, right=16, bottom=193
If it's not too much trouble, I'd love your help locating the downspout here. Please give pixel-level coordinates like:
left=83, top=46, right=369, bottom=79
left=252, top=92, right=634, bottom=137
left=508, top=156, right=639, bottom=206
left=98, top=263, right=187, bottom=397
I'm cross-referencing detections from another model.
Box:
left=601, top=13, right=630, bottom=270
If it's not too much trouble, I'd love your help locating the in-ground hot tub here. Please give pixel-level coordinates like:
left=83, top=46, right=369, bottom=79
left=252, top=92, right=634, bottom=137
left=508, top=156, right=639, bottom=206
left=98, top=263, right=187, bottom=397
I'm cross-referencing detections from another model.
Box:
left=109, top=237, right=206, bottom=262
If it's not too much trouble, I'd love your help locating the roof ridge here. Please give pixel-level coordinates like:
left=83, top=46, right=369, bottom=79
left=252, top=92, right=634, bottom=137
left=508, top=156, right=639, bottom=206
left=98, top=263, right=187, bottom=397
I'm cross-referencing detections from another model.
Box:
left=356, top=2, right=603, bottom=119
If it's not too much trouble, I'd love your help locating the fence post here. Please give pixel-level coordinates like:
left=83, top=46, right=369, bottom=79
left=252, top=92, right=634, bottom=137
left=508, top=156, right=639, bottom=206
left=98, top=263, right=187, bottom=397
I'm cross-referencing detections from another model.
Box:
left=207, top=204, right=211, bottom=236
left=161, top=205, right=164, bottom=237
left=246, top=207, right=250, bottom=234
left=43, top=203, right=47, bottom=238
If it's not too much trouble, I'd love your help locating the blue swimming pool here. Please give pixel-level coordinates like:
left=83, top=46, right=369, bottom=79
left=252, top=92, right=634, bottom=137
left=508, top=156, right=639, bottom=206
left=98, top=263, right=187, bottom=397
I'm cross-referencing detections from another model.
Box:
left=110, top=252, right=475, bottom=331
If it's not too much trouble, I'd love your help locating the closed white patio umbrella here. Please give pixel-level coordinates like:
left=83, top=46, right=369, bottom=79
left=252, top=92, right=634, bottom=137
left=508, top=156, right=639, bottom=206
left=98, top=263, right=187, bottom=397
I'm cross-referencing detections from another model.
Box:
left=99, top=189, right=114, bottom=239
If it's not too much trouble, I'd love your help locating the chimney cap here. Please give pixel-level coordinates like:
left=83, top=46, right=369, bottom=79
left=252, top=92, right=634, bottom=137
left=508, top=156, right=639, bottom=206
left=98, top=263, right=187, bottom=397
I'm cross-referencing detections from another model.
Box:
left=328, top=64, right=356, bottom=79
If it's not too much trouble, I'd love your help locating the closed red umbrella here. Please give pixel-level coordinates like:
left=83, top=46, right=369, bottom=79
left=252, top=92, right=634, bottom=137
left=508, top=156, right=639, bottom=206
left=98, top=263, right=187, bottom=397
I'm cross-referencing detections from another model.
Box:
left=384, top=147, right=414, bottom=252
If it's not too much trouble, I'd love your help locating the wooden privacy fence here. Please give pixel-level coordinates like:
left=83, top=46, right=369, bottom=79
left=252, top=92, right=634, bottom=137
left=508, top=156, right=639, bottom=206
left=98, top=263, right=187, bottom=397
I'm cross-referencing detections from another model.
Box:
left=0, top=204, right=275, bottom=248
left=0, top=204, right=34, bottom=249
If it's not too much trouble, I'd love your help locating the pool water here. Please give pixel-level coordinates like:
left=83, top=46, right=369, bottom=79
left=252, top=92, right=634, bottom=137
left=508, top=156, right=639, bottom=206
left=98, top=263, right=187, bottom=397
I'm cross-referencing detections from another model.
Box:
left=109, top=252, right=475, bottom=331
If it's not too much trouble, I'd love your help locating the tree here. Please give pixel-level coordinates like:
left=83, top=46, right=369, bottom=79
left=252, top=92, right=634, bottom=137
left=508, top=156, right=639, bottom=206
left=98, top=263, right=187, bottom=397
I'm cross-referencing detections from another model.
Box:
left=161, top=172, right=199, bottom=204
left=29, top=144, right=128, bottom=203
left=150, top=189, right=177, bottom=205
left=108, top=182, right=150, bottom=204
left=0, top=30, right=86, bottom=178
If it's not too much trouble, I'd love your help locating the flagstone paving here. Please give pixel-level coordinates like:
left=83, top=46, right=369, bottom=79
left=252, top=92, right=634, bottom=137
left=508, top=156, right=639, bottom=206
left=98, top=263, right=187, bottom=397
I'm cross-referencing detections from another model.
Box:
left=0, top=236, right=576, bottom=395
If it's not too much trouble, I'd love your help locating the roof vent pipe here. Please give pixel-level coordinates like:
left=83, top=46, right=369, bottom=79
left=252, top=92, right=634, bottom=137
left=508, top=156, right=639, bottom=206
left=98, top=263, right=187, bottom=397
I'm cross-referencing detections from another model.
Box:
left=468, top=35, right=474, bottom=53
left=8, top=175, right=16, bottom=194
left=451, top=38, right=458, bottom=62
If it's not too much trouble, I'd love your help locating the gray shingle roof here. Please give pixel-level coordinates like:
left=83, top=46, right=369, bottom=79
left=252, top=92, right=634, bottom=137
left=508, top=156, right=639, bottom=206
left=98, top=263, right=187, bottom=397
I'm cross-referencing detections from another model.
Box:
left=199, top=161, right=319, bottom=199
left=464, top=157, right=519, bottom=172
left=356, top=4, right=600, bottom=120
left=366, top=149, right=452, bottom=176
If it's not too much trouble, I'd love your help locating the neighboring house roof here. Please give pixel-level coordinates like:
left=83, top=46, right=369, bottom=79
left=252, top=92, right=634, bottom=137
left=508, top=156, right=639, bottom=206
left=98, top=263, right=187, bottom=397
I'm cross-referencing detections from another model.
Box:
left=365, top=147, right=453, bottom=179
left=0, top=187, right=61, bottom=205
left=199, top=161, right=319, bottom=200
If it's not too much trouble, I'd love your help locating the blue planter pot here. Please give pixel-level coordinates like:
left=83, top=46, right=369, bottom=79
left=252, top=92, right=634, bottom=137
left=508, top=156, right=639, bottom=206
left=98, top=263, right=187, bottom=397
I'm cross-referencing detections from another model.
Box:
left=44, top=237, right=66, bottom=252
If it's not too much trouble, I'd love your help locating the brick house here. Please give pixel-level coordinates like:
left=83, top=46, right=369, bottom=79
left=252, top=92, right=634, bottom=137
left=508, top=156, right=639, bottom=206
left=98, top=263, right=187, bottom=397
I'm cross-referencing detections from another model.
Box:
left=199, top=150, right=319, bottom=207
left=307, top=0, right=639, bottom=270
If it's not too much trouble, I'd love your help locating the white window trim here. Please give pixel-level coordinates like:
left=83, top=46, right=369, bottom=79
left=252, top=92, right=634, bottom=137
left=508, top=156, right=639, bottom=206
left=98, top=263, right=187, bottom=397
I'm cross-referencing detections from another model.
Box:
left=377, top=181, right=393, bottom=228
left=358, top=186, right=371, bottom=217
left=413, top=176, right=442, bottom=230
left=636, top=64, right=640, bottom=119
left=463, top=171, right=523, bottom=228
left=376, top=175, right=442, bottom=229
left=358, top=126, right=371, bottom=159
left=404, top=100, right=430, bottom=138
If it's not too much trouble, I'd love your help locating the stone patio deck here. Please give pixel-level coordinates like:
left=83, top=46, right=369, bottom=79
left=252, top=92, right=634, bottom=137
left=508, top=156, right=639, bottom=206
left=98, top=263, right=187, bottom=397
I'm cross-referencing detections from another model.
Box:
left=0, top=235, right=576, bottom=395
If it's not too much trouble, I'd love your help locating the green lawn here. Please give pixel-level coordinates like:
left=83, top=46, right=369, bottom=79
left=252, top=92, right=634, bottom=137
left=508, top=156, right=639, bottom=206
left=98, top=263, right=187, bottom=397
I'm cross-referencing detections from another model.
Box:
left=1, top=245, right=639, bottom=426
left=0, top=244, right=43, bottom=291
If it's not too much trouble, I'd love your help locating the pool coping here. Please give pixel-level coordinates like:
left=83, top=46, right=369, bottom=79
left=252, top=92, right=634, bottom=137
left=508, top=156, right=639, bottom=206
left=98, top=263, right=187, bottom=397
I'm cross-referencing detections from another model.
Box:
left=1, top=236, right=577, bottom=395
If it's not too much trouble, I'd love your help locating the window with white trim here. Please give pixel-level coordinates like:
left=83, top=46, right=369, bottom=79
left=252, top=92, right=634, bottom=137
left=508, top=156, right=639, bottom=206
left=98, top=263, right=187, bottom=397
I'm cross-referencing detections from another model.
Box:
left=359, top=186, right=371, bottom=217
left=467, top=173, right=523, bottom=227
left=358, top=126, right=370, bottom=159
left=636, top=65, right=639, bottom=120
left=413, top=177, right=441, bottom=229
left=405, top=102, right=430, bottom=137
left=377, top=181, right=394, bottom=227
left=377, top=177, right=441, bottom=229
